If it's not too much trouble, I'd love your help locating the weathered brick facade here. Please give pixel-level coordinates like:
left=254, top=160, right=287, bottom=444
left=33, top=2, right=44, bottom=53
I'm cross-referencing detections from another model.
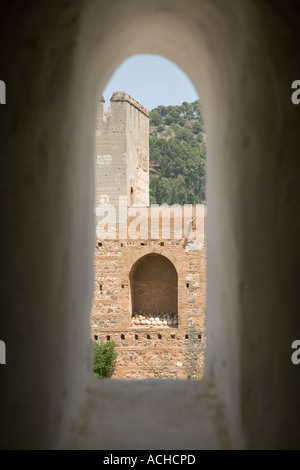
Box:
left=92, top=93, right=206, bottom=379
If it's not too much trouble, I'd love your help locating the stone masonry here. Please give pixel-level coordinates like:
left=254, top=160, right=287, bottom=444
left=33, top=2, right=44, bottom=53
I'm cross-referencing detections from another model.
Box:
left=92, top=92, right=206, bottom=379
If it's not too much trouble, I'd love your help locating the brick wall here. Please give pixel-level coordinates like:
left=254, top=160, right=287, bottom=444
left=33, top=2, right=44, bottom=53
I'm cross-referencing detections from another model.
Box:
left=91, top=214, right=206, bottom=379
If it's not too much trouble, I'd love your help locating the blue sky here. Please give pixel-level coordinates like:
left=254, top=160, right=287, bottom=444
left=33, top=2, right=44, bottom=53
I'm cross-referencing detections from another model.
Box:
left=103, top=54, right=199, bottom=112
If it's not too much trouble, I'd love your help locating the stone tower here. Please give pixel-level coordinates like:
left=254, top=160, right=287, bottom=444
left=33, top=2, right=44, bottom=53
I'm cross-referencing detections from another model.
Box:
left=95, top=92, right=149, bottom=209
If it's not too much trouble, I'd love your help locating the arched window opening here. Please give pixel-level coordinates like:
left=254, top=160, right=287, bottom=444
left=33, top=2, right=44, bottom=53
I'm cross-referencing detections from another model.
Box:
left=91, top=54, right=206, bottom=381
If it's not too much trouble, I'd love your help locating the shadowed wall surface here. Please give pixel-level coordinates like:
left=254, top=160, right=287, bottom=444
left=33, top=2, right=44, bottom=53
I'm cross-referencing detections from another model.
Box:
left=130, top=253, right=178, bottom=315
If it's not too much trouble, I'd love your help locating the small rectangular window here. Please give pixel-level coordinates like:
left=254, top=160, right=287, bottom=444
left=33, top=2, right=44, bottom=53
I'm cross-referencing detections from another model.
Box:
left=94, top=335, right=98, bottom=341
left=106, top=335, right=111, bottom=341
left=130, top=181, right=134, bottom=205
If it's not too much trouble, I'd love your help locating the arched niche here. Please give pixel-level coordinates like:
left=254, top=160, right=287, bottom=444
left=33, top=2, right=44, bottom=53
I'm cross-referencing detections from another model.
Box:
left=130, top=253, right=178, bottom=320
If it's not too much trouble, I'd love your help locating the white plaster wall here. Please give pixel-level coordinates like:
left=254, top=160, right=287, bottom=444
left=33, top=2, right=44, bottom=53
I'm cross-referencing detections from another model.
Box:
left=0, top=0, right=299, bottom=449
left=0, top=3, right=95, bottom=448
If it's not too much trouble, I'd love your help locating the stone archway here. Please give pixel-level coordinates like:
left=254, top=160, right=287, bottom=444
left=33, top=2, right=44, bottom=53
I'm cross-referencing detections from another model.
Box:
left=130, top=253, right=178, bottom=320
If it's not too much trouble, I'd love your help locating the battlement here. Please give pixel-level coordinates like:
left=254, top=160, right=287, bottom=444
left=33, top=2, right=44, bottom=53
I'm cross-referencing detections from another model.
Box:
left=97, top=92, right=149, bottom=126
left=110, top=91, right=149, bottom=118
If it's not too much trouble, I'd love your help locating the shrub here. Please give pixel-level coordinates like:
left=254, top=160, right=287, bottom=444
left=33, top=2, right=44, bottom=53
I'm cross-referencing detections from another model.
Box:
left=93, top=340, right=117, bottom=378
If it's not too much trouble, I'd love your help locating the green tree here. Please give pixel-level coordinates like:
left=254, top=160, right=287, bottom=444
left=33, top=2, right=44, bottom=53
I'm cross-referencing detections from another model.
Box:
left=149, top=100, right=206, bottom=205
left=165, top=115, right=174, bottom=125
left=192, top=121, right=202, bottom=134
left=156, top=105, right=168, bottom=117
left=169, top=107, right=181, bottom=122
left=93, top=341, right=117, bottom=378
left=150, top=110, right=162, bottom=126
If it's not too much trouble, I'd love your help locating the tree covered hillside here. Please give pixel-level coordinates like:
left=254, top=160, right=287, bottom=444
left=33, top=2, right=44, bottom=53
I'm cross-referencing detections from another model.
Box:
left=149, top=100, right=206, bottom=205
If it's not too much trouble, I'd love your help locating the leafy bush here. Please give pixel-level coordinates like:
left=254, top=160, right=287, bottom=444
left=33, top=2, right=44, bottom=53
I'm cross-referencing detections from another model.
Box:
left=93, top=341, right=117, bottom=378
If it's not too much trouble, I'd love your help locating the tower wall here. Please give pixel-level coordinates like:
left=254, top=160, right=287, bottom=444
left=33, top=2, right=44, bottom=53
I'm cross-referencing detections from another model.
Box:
left=95, top=92, right=149, bottom=210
